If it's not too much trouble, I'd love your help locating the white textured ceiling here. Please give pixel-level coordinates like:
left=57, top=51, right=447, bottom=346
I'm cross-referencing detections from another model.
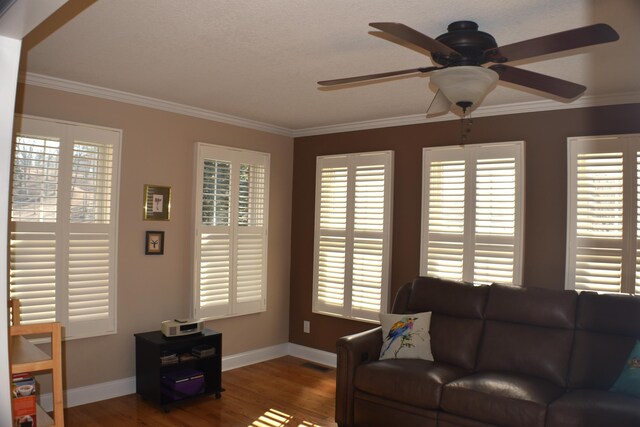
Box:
left=21, top=0, right=640, bottom=133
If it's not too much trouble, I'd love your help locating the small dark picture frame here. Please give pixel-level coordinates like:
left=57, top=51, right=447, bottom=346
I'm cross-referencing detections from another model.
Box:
left=145, top=231, right=165, bottom=255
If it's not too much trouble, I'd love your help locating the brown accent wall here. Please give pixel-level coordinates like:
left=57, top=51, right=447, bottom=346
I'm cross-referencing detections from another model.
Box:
left=289, top=103, right=640, bottom=353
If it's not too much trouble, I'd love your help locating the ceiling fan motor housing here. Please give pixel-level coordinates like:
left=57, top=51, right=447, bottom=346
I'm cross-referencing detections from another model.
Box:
left=433, top=21, right=497, bottom=66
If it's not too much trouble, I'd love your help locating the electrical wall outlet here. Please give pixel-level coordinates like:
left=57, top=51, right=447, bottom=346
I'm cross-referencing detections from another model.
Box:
left=303, top=320, right=310, bottom=334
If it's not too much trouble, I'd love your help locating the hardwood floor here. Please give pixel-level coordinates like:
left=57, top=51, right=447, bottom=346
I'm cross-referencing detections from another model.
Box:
left=64, top=356, right=338, bottom=427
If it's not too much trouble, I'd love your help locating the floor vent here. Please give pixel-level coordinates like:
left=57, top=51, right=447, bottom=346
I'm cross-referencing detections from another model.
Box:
left=301, top=362, right=331, bottom=372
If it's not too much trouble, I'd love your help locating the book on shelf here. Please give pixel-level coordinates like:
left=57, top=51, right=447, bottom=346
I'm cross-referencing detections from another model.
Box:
left=192, top=344, right=215, bottom=358
left=179, top=353, right=197, bottom=362
left=12, top=373, right=37, bottom=427
left=160, top=351, right=179, bottom=365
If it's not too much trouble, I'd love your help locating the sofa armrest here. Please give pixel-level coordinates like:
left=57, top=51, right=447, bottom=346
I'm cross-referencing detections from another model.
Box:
left=335, top=326, right=383, bottom=427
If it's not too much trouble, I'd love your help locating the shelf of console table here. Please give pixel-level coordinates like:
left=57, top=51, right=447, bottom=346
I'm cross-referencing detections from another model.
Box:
left=10, top=323, right=64, bottom=427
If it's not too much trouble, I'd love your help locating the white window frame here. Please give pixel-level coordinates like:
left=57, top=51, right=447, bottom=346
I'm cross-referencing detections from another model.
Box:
left=420, top=141, right=524, bottom=285
left=9, top=115, right=121, bottom=340
left=192, top=142, right=270, bottom=320
left=312, top=151, right=394, bottom=322
left=565, top=134, right=640, bottom=295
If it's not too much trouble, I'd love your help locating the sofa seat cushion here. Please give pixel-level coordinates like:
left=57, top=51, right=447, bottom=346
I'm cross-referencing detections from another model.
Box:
left=547, top=389, right=640, bottom=427
left=353, top=391, right=438, bottom=427
left=441, top=371, right=564, bottom=427
left=354, top=359, right=468, bottom=409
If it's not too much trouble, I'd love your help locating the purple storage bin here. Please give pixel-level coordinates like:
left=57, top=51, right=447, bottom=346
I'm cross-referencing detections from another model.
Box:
left=161, top=369, right=205, bottom=400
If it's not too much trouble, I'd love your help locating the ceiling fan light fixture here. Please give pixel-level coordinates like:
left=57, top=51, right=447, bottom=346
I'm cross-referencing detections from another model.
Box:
left=431, top=66, right=499, bottom=109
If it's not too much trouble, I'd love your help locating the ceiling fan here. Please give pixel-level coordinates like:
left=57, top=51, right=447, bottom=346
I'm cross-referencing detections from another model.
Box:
left=318, top=21, right=619, bottom=116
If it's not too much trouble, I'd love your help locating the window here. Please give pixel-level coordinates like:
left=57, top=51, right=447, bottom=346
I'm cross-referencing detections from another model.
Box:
left=9, top=115, right=121, bottom=339
left=193, top=143, right=269, bottom=319
left=312, top=151, right=394, bottom=322
left=566, top=134, right=640, bottom=295
left=421, top=142, right=524, bottom=285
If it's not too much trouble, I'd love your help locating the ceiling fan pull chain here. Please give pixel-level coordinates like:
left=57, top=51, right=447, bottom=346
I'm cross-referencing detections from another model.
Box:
left=466, top=114, right=473, bottom=141
left=459, top=103, right=473, bottom=144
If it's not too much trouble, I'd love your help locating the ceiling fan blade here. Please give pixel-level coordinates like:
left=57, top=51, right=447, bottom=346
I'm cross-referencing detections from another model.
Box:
left=489, top=64, right=586, bottom=99
left=485, top=23, right=619, bottom=63
left=318, top=66, right=438, bottom=86
left=370, top=22, right=460, bottom=58
left=426, top=90, right=452, bottom=117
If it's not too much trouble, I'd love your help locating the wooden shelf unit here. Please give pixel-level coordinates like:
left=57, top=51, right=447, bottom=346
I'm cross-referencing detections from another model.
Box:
left=135, top=329, right=222, bottom=411
left=10, top=322, right=64, bottom=427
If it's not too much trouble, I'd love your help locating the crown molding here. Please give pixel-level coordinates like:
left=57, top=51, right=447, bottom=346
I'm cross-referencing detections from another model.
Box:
left=22, top=73, right=640, bottom=140
left=21, top=73, right=294, bottom=137
left=293, top=91, right=640, bottom=137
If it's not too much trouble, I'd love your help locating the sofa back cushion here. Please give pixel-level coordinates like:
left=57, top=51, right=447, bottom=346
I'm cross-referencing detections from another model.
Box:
left=391, top=282, right=413, bottom=314
left=476, top=284, right=578, bottom=387
left=393, top=276, right=489, bottom=371
left=568, top=292, right=640, bottom=389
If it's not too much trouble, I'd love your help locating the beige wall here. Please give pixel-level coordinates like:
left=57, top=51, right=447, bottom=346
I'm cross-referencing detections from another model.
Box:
left=14, top=83, right=293, bottom=389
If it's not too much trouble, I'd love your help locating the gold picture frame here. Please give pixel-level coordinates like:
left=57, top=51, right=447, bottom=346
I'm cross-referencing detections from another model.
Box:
left=143, top=184, right=171, bottom=221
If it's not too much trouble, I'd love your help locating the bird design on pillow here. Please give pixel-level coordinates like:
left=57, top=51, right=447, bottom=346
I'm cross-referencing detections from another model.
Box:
left=381, top=316, right=417, bottom=358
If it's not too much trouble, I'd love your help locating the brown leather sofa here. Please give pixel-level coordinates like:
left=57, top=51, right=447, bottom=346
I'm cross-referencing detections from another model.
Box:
left=335, top=277, right=640, bottom=427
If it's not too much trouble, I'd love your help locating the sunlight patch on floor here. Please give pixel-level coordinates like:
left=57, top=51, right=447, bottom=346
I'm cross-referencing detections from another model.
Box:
left=249, top=408, right=324, bottom=427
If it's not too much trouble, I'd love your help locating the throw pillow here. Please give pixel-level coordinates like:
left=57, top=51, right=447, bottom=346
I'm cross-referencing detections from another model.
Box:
left=379, top=312, right=433, bottom=361
left=611, top=340, right=640, bottom=398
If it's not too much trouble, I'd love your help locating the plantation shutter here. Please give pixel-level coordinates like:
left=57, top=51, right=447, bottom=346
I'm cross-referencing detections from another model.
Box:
left=9, top=116, right=121, bottom=339
left=66, top=126, right=119, bottom=337
left=421, top=148, right=466, bottom=281
left=193, top=143, right=269, bottom=320
left=314, top=158, right=348, bottom=316
left=235, top=161, right=267, bottom=315
left=9, top=227, right=58, bottom=324
left=473, top=145, right=522, bottom=285
left=197, top=158, right=232, bottom=318
left=421, top=142, right=523, bottom=285
left=10, top=119, right=63, bottom=325
left=313, top=151, right=393, bottom=322
left=566, top=136, right=640, bottom=294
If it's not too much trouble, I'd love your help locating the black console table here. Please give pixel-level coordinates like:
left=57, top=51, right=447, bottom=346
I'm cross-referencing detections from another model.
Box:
left=135, top=328, right=222, bottom=410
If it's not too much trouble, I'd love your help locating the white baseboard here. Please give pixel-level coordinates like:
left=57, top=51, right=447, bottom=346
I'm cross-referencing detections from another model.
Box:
left=221, top=343, right=290, bottom=371
left=288, top=343, right=336, bottom=368
left=40, top=376, right=136, bottom=411
left=47, top=343, right=336, bottom=409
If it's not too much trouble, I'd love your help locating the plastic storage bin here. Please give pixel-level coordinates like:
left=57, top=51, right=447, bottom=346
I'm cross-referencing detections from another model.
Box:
left=161, top=369, right=205, bottom=401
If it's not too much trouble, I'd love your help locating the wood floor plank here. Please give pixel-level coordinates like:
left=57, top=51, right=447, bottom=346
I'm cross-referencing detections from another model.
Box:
left=64, top=356, right=337, bottom=427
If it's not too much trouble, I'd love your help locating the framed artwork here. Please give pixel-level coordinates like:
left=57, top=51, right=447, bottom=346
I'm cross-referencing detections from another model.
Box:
left=145, top=231, right=165, bottom=255
left=143, top=184, right=171, bottom=221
